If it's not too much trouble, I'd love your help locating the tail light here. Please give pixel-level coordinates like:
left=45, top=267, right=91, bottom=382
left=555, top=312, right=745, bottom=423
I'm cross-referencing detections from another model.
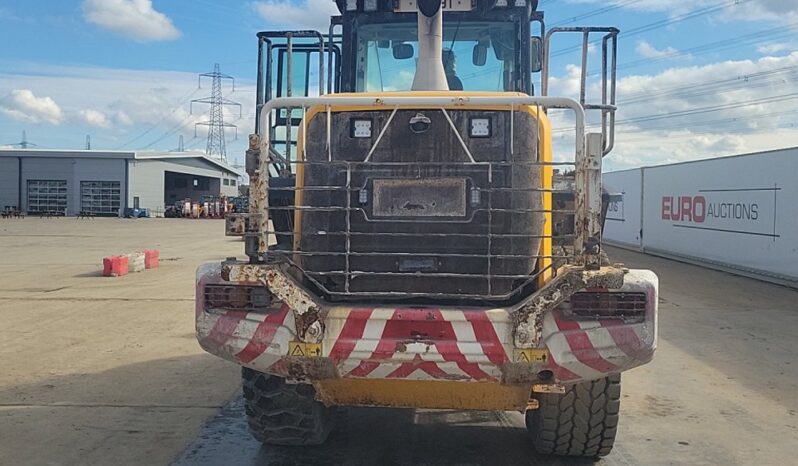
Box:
left=566, top=291, right=648, bottom=322
left=204, top=285, right=273, bottom=311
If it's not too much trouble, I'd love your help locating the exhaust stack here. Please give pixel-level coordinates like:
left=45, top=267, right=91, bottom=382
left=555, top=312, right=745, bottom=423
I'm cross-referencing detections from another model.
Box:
left=411, top=0, right=449, bottom=91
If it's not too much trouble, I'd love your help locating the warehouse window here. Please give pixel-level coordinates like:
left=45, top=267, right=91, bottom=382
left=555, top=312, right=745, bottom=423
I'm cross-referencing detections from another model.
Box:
left=231, top=179, right=237, bottom=187
left=81, top=181, right=121, bottom=216
left=27, top=180, right=67, bottom=215
left=223, top=179, right=230, bottom=186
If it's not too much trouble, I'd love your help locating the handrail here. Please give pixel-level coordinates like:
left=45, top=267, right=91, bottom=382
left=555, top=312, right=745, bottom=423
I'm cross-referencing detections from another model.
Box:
left=251, top=95, right=593, bottom=268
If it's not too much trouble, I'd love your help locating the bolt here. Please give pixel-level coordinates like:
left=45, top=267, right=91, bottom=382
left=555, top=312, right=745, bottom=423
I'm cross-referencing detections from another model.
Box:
left=306, top=323, right=320, bottom=336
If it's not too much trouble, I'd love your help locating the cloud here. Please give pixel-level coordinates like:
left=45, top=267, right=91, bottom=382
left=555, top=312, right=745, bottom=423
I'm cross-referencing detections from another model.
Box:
left=0, top=6, right=33, bottom=23
left=252, top=0, right=338, bottom=32
left=635, top=41, right=680, bottom=59
left=565, top=0, right=798, bottom=23
left=0, top=62, right=256, bottom=158
left=546, top=51, right=798, bottom=170
left=0, top=89, right=64, bottom=125
left=82, top=0, right=180, bottom=42
left=757, top=42, right=791, bottom=54
left=78, top=109, right=111, bottom=128
left=603, top=51, right=798, bottom=169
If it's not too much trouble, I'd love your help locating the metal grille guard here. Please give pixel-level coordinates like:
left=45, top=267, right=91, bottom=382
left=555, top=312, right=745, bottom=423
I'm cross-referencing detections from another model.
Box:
left=229, top=95, right=604, bottom=301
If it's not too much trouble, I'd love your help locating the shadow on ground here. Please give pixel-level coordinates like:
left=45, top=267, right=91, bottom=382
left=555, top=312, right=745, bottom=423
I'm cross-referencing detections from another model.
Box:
left=172, top=396, right=602, bottom=466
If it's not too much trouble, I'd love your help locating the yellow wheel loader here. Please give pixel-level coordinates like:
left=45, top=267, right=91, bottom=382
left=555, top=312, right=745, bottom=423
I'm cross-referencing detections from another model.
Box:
left=198, top=0, right=658, bottom=458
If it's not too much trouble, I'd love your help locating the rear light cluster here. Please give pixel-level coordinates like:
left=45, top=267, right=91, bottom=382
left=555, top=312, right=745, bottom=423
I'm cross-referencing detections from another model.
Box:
left=565, top=291, right=648, bottom=322
left=204, top=285, right=273, bottom=311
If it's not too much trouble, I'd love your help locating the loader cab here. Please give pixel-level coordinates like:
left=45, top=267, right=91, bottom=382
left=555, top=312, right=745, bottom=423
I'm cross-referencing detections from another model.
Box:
left=244, top=0, right=621, bottom=303
left=335, top=1, right=544, bottom=94
left=255, top=1, right=545, bottom=122
left=253, top=0, right=546, bottom=160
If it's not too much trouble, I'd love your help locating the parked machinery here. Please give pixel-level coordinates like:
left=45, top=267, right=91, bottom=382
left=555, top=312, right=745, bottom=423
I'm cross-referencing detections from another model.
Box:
left=197, top=0, right=658, bottom=458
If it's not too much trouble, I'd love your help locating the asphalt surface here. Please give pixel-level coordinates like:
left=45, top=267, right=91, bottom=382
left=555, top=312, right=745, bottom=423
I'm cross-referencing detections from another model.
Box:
left=173, top=246, right=798, bottom=466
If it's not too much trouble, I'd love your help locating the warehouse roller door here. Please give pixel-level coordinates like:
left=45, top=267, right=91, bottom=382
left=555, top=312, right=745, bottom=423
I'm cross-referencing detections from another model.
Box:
left=80, top=181, right=121, bottom=216
left=27, top=180, right=67, bottom=215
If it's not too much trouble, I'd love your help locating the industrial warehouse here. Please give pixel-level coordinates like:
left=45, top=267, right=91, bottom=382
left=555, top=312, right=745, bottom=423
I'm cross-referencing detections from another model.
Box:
left=0, top=149, right=242, bottom=216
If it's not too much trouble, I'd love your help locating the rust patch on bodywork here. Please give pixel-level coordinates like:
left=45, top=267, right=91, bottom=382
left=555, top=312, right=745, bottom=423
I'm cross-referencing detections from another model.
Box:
left=501, top=362, right=546, bottom=384
left=225, top=215, right=246, bottom=236
left=275, top=357, right=338, bottom=383
left=511, top=265, right=626, bottom=348
left=224, top=262, right=324, bottom=343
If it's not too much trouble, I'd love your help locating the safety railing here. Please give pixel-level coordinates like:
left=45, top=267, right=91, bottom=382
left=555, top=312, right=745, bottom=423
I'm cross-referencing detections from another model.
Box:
left=542, top=27, right=618, bottom=157
left=231, top=96, right=603, bottom=302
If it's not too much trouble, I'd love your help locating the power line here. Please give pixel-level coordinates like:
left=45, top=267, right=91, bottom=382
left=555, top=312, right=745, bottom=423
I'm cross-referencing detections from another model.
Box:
left=618, top=117, right=798, bottom=143
left=618, top=107, right=798, bottom=134
left=608, top=25, right=797, bottom=74
left=463, top=0, right=756, bottom=82
left=140, top=113, right=195, bottom=150
left=617, top=70, right=798, bottom=108
left=550, top=0, right=753, bottom=58
left=114, top=87, right=200, bottom=149
left=619, top=65, right=798, bottom=104
left=615, top=92, right=798, bottom=127
left=552, top=91, right=798, bottom=133
left=549, top=0, right=644, bottom=27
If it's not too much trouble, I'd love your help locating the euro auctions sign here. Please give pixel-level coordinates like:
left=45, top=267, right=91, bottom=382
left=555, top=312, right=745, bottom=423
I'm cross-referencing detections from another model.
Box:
left=660, top=189, right=779, bottom=239
left=606, top=149, right=798, bottom=283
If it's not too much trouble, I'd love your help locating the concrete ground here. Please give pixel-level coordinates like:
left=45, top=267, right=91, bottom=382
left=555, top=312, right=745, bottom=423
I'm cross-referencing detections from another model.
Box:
left=1, top=219, right=796, bottom=465
left=0, top=218, right=242, bottom=466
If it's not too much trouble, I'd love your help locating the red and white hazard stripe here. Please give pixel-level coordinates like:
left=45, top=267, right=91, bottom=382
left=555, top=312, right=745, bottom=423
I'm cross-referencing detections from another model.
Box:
left=324, top=307, right=510, bottom=382
left=196, top=305, right=295, bottom=370
left=196, top=264, right=657, bottom=385
left=541, top=311, right=654, bottom=382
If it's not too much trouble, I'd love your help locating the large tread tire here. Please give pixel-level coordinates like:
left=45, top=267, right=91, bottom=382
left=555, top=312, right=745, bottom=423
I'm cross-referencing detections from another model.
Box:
left=242, top=367, right=335, bottom=446
left=526, top=374, right=621, bottom=458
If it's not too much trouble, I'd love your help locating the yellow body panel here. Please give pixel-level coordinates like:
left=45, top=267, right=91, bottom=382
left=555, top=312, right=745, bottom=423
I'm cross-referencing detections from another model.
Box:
left=291, top=91, right=554, bottom=284
left=315, top=378, right=531, bottom=411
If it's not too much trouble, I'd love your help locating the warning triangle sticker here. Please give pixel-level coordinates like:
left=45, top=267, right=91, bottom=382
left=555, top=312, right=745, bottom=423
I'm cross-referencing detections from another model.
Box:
left=518, top=351, right=530, bottom=363
left=291, top=345, right=305, bottom=357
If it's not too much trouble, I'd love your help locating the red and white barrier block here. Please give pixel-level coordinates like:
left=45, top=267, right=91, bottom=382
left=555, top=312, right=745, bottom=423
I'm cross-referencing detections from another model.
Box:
left=126, top=252, right=146, bottom=273
left=102, top=256, right=129, bottom=277
left=144, top=250, right=159, bottom=269
left=102, top=250, right=160, bottom=277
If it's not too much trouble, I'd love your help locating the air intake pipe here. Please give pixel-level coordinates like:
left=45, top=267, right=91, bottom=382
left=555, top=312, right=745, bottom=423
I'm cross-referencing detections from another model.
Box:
left=411, top=0, right=449, bottom=91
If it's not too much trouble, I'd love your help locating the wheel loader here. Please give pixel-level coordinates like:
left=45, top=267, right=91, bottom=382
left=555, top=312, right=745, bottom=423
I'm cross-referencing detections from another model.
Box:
left=197, top=0, right=658, bottom=458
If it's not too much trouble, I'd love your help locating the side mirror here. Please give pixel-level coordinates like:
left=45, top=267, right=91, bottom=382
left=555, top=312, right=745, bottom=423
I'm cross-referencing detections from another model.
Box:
left=392, top=42, right=414, bottom=60
left=530, top=36, right=543, bottom=73
left=472, top=42, right=488, bottom=66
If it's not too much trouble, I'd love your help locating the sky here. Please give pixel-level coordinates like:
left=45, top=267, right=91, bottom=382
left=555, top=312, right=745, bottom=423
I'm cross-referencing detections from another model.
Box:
left=0, top=0, right=796, bottom=171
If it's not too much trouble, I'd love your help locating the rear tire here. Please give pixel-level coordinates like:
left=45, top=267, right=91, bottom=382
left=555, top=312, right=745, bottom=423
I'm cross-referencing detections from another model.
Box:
left=242, top=367, right=335, bottom=445
left=525, top=374, right=621, bottom=458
